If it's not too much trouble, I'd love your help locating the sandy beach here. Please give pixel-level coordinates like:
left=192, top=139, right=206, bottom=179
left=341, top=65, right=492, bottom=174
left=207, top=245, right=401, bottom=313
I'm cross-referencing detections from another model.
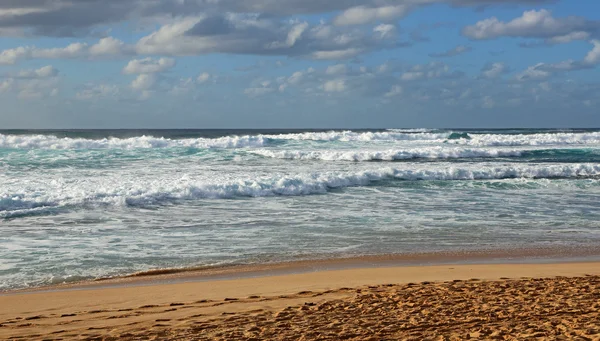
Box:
left=1, top=261, right=599, bottom=340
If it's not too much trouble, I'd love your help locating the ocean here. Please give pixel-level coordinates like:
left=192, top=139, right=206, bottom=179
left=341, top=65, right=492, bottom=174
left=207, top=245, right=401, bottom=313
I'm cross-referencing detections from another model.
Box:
left=1, top=128, right=600, bottom=290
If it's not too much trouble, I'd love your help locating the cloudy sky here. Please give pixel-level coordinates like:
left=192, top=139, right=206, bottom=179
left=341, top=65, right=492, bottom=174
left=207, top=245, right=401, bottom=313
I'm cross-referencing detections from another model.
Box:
left=0, top=0, right=599, bottom=128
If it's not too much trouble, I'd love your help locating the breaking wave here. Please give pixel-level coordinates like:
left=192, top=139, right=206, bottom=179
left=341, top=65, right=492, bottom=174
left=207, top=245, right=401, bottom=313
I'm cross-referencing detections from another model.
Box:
left=250, top=147, right=524, bottom=161
left=0, top=134, right=268, bottom=150
left=2, top=130, right=600, bottom=150
left=263, top=131, right=449, bottom=142
left=3, top=163, right=599, bottom=219
left=451, top=132, right=600, bottom=147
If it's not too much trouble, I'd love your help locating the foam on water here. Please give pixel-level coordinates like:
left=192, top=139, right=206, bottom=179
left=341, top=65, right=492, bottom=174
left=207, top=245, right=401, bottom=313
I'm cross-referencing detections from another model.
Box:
left=2, top=128, right=600, bottom=291
left=3, top=131, right=600, bottom=150
left=451, top=132, right=600, bottom=146
left=263, top=130, right=450, bottom=141
left=2, top=163, right=599, bottom=219
left=0, top=134, right=268, bottom=150
left=250, top=147, right=525, bottom=161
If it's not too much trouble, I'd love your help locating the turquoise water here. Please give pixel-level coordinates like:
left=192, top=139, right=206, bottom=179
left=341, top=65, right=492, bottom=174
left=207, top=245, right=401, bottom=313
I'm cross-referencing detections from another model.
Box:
left=1, top=128, right=600, bottom=289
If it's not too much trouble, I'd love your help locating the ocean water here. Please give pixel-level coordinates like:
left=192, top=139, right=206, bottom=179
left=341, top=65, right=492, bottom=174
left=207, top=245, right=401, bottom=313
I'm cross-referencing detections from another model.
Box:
left=1, top=128, right=600, bottom=290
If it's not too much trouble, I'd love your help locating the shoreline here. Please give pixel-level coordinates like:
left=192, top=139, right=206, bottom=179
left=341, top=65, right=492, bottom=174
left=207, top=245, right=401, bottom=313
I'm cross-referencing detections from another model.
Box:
left=0, top=261, right=599, bottom=340
left=5, top=244, right=600, bottom=295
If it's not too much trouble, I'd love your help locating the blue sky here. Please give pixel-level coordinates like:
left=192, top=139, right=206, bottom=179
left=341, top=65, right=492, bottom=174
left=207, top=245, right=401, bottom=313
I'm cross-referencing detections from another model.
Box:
left=0, top=0, right=599, bottom=128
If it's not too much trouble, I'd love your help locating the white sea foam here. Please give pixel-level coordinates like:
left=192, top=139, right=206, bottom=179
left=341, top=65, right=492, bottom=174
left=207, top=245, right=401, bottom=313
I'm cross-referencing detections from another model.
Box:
left=263, top=130, right=449, bottom=141
left=2, top=163, right=599, bottom=218
left=455, top=132, right=600, bottom=147
left=386, top=128, right=434, bottom=133
left=3, top=131, right=600, bottom=150
left=0, top=134, right=268, bottom=150
left=250, top=147, right=524, bottom=161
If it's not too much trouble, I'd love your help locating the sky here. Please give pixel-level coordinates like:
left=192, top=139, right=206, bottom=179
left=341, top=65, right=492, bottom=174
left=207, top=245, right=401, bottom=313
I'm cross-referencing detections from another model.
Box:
left=0, top=0, right=599, bottom=128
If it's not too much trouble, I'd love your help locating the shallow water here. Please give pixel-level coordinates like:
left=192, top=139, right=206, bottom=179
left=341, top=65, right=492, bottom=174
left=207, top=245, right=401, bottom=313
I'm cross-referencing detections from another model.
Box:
left=1, top=128, right=600, bottom=289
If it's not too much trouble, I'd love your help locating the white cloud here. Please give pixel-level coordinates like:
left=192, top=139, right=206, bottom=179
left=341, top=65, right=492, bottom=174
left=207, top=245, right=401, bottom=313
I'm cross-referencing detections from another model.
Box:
left=373, top=24, right=396, bottom=39
left=123, top=57, right=176, bottom=74
left=16, top=65, right=59, bottom=78
left=76, top=84, right=119, bottom=100
left=131, top=74, right=157, bottom=90
left=547, top=31, right=590, bottom=44
left=463, top=9, right=595, bottom=41
left=481, top=62, right=509, bottom=79
left=584, top=40, right=600, bottom=65
left=384, top=85, right=403, bottom=97
left=89, top=37, right=129, bottom=56
left=0, top=0, right=560, bottom=40
left=170, top=78, right=195, bottom=96
left=287, top=71, right=304, bottom=85
left=401, top=71, right=425, bottom=81
left=333, top=5, right=409, bottom=26
left=0, top=67, right=60, bottom=100
left=0, top=37, right=127, bottom=64
left=515, top=63, right=551, bottom=81
left=18, top=89, right=44, bottom=100
left=0, top=79, right=14, bottom=93
left=323, top=79, right=346, bottom=92
left=325, top=64, right=347, bottom=75
left=311, top=48, right=364, bottom=60
left=0, top=46, right=30, bottom=64
left=34, top=42, right=88, bottom=59
left=286, top=22, right=309, bottom=47
left=516, top=40, right=600, bottom=81
left=197, top=72, right=211, bottom=83
left=134, top=15, right=387, bottom=61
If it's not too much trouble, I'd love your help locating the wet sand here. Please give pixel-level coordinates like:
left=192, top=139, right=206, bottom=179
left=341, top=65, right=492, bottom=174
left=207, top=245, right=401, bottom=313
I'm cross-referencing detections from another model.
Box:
left=1, top=262, right=599, bottom=340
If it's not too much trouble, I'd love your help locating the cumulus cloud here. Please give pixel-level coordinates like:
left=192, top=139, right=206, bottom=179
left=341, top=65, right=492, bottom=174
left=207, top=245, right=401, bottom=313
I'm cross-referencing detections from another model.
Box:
left=135, top=15, right=401, bottom=60
left=584, top=40, right=600, bottom=65
left=0, top=0, right=560, bottom=39
left=123, top=57, right=176, bottom=74
left=197, top=72, right=211, bottom=83
left=515, top=63, right=552, bottom=81
left=89, top=37, right=131, bottom=56
left=516, top=40, right=600, bottom=81
left=547, top=31, right=591, bottom=44
left=373, top=24, right=397, bottom=39
left=462, top=9, right=599, bottom=41
left=130, top=74, right=157, bottom=90
left=169, top=78, right=195, bottom=96
left=400, top=62, right=464, bottom=81
left=76, top=84, right=119, bottom=100
left=15, top=65, right=59, bottom=79
left=333, top=5, right=409, bottom=26
left=323, top=79, right=346, bottom=92
left=244, top=81, right=277, bottom=97
left=480, top=62, right=509, bottom=79
left=310, top=48, right=365, bottom=60
left=429, top=45, right=472, bottom=58
left=325, top=64, right=347, bottom=75
left=384, top=85, right=403, bottom=97
left=0, top=37, right=128, bottom=64
left=0, top=65, right=60, bottom=99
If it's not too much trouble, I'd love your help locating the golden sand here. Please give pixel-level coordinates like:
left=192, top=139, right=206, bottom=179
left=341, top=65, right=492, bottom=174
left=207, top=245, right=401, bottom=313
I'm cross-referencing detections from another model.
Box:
left=0, top=262, right=599, bottom=340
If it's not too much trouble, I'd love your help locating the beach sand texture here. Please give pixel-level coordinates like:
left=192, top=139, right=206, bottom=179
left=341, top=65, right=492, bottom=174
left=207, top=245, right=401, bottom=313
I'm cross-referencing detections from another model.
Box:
left=0, top=263, right=599, bottom=340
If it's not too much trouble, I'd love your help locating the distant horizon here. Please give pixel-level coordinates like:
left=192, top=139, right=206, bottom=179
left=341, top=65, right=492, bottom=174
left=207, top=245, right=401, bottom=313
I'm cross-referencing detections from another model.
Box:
left=2, top=127, right=600, bottom=131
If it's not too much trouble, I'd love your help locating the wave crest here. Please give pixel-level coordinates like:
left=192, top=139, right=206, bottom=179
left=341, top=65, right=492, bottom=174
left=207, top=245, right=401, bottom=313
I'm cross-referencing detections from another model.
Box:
left=251, top=147, right=523, bottom=161
left=2, top=164, right=599, bottom=218
left=0, top=134, right=268, bottom=150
